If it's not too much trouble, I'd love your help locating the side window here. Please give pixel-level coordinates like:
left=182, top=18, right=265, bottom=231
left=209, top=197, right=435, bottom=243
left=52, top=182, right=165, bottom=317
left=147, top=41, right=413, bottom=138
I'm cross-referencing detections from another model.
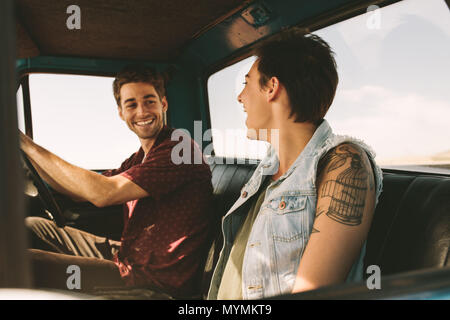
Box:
left=315, top=0, right=450, bottom=173
left=207, top=56, right=269, bottom=160
left=28, top=74, right=140, bottom=169
left=207, top=0, right=449, bottom=173
left=16, top=84, right=25, bottom=132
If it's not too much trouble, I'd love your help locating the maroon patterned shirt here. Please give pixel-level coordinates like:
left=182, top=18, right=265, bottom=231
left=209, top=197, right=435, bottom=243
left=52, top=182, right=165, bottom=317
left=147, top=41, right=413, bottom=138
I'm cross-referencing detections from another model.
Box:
left=102, top=126, right=213, bottom=297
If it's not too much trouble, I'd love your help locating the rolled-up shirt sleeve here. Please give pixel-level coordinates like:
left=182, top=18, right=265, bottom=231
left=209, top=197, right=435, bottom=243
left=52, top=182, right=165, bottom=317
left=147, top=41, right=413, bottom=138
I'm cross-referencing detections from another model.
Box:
left=102, top=153, right=137, bottom=177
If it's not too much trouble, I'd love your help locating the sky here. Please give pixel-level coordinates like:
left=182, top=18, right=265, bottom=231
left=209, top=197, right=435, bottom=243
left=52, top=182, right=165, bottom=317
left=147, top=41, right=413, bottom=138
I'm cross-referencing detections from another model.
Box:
left=18, top=0, right=450, bottom=169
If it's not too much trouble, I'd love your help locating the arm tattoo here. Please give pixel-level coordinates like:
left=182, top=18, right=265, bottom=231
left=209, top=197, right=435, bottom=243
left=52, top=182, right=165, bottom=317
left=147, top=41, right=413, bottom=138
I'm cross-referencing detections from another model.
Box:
left=316, top=145, right=370, bottom=228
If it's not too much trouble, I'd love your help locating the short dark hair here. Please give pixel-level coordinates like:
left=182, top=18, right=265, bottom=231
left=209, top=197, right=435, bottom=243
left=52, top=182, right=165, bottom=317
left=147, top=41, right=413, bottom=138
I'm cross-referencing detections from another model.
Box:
left=253, top=28, right=338, bottom=124
left=113, top=64, right=167, bottom=106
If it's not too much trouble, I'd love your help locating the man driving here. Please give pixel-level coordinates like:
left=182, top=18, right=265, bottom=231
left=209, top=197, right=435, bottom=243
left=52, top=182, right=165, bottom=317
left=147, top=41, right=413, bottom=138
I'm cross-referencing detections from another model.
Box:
left=22, top=65, right=214, bottom=298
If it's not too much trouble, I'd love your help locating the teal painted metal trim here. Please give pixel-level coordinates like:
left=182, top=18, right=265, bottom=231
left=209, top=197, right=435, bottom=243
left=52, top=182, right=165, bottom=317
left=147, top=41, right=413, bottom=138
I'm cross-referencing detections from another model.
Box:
left=390, top=288, right=450, bottom=300
left=165, top=64, right=204, bottom=136
left=178, top=0, right=361, bottom=69
left=16, top=56, right=170, bottom=77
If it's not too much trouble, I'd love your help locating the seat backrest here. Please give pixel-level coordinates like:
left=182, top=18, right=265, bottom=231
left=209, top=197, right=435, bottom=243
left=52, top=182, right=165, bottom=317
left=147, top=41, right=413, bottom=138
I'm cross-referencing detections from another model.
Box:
left=200, top=159, right=258, bottom=297
left=202, top=159, right=450, bottom=296
left=364, top=172, right=450, bottom=276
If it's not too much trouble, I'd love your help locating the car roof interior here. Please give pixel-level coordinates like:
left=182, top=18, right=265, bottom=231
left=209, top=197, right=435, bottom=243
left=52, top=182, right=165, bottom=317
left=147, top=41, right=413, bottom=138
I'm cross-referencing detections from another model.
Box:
left=15, top=0, right=247, bottom=61
left=15, top=0, right=403, bottom=66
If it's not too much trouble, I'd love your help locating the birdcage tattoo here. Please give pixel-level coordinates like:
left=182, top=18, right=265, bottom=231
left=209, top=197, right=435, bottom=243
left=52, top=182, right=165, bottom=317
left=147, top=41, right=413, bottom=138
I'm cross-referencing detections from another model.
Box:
left=320, top=155, right=367, bottom=226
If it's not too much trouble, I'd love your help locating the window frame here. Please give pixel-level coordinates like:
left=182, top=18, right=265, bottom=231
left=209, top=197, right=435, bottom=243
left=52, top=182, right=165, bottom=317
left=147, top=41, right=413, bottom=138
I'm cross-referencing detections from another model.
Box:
left=202, top=0, right=406, bottom=90
left=22, top=71, right=134, bottom=170
left=202, top=0, right=405, bottom=159
left=17, top=65, right=171, bottom=170
left=17, top=68, right=117, bottom=141
left=16, top=75, right=33, bottom=138
left=202, top=0, right=450, bottom=174
left=16, top=56, right=171, bottom=142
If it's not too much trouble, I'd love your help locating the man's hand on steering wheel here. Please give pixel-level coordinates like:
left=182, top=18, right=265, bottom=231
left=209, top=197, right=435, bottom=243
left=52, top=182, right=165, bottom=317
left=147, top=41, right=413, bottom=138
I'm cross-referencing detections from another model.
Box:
left=19, top=131, right=66, bottom=227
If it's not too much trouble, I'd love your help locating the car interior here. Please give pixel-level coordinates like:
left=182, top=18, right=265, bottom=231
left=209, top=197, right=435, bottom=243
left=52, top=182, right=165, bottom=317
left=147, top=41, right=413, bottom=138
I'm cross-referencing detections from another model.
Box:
left=9, top=0, right=450, bottom=299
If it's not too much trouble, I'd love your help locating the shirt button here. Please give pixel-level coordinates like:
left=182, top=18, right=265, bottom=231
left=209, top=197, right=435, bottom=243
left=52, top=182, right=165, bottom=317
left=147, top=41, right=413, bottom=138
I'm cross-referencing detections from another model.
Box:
left=242, top=191, right=248, bottom=198
left=279, top=201, right=286, bottom=210
left=248, top=285, right=262, bottom=290
left=249, top=241, right=260, bottom=248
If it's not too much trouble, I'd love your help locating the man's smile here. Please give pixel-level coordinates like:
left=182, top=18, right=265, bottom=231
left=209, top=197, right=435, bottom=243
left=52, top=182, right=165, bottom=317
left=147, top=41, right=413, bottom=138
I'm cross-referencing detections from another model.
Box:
left=134, top=118, right=155, bottom=126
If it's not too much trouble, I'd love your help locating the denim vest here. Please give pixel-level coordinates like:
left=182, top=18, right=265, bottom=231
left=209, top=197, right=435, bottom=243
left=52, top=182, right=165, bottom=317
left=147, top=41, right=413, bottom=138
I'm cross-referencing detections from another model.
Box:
left=208, top=120, right=383, bottom=300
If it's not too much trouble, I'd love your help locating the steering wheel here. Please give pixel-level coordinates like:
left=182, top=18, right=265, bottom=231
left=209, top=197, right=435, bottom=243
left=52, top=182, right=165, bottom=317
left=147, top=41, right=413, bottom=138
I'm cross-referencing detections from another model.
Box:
left=21, top=150, right=66, bottom=227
